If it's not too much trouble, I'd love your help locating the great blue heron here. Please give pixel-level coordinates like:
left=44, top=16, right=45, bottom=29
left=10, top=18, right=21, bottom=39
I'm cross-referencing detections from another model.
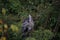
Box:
left=21, top=14, right=34, bottom=37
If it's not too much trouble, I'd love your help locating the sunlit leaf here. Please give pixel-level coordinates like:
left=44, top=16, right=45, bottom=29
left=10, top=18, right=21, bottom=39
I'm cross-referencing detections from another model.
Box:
left=4, top=24, right=8, bottom=29
left=0, top=19, right=3, bottom=24
left=2, top=8, right=6, bottom=15
left=0, top=29, right=2, bottom=32
left=10, top=24, right=19, bottom=32
left=1, top=37, right=6, bottom=40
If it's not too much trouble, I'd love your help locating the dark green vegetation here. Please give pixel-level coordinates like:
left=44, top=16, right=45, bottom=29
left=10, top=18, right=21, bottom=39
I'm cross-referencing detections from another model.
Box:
left=0, top=0, right=60, bottom=40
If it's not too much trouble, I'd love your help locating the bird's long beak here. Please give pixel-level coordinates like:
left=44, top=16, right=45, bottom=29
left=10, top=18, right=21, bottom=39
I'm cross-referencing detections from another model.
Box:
left=29, top=15, right=32, bottom=22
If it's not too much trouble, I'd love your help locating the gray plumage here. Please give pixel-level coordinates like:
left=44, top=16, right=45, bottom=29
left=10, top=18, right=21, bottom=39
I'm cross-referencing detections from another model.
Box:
left=21, top=14, right=34, bottom=37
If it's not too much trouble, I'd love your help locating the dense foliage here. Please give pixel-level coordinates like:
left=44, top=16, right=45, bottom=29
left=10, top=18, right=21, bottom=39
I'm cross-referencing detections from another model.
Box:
left=0, top=0, right=60, bottom=40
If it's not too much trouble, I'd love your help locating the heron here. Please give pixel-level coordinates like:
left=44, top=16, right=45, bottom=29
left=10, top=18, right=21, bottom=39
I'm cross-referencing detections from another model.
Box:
left=21, top=14, right=34, bottom=38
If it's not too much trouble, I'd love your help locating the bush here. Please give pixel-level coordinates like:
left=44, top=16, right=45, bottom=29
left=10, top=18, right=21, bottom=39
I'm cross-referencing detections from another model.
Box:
left=26, top=37, right=36, bottom=40
left=32, top=29, right=54, bottom=40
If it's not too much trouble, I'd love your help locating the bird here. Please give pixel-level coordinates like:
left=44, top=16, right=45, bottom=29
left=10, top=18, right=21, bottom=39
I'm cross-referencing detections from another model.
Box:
left=21, top=14, right=34, bottom=38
